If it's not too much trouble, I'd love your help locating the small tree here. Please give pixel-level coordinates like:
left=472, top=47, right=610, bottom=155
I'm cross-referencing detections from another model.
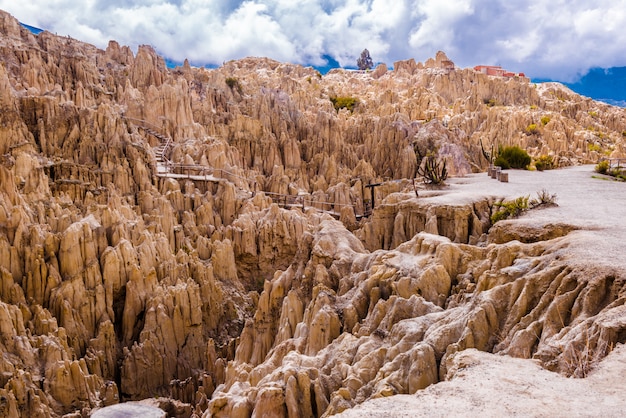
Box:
left=357, top=49, right=374, bottom=70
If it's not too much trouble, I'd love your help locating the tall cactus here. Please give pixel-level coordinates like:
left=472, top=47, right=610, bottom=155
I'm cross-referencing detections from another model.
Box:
left=480, top=138, right=496, bottom=164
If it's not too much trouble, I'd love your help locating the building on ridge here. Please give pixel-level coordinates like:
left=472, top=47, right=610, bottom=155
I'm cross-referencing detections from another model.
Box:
left=474, top=65, right=525, bottom=78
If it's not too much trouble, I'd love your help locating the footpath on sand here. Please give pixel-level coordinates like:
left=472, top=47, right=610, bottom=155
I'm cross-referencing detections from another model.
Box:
left=435, top=164, right=626, bottom=270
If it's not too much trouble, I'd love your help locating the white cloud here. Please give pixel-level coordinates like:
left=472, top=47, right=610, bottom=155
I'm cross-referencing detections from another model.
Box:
left=2, top=0, right=626, bottom=80
left=408, top=0, right=474, bottom=52
left=218, top=2, right=296, bottom=61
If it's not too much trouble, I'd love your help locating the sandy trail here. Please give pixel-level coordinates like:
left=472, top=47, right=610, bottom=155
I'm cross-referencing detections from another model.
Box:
left=440, top=165, right=626, bottom=269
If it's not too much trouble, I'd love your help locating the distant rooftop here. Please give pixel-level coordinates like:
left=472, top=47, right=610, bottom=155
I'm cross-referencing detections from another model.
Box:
left=474, top=65, right=525, bottom=78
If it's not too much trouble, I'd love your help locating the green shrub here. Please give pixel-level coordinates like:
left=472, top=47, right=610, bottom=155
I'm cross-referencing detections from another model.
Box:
left=595, top=160, right=610, bottom=174
left=534, top=155, right=554, bottom=171
left=497, top=146, right=531, bottom=169
left=491, top=191, right=557, bottom=224
left=330, top=96, right=358, bottom=112
left=493, top=155, right=510, bottom=169
left=540, top=115, right=551, bottom=126
left=530, top=189, right=558, bottom=207
left=484, top=98, right=497, bottom=107
left=610, top=168, right=626, bottom=181
left=491, top=196, right=529, bottom=223
left=525, top=123, right=539, bottom=135
left=225, top=77, right=242, bottom=94
left=588, top=143, right=602, bottom=153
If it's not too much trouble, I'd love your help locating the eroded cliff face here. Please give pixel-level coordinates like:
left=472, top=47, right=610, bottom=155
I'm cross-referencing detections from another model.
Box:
left=0, top=9, right=625, bottom=417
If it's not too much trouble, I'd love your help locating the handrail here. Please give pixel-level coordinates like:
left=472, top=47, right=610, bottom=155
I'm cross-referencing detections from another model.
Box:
left=123, top=116, right=172, bottom=160
left=262, top=191, right=365, bottom=218
left=163, top=162, right=251, bottom=183
left=263, top=191, right=357, bottom=208
left=161, top=135, right=172, bottom=161
left=123, top=116, right=172, bottom=155
left=601, top=158, right=626, bottom=169
left=125, top=116, right=370, bottom=218
left=123, top=116, right=164, bottom=132
left=127, top=117, right=252, bottom=185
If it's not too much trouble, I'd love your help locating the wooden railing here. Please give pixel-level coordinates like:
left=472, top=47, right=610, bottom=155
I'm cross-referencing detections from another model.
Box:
left=123, top=116, right=173, bottom=162
left=263, top=191, right=366, bottom=219
left=164, top=162, right=252, bottom=185
left=124, top=116, right=371, bottom=219
left=602, top=158, right=626, bottom=170
left=122, top=117, right=164, bottom=132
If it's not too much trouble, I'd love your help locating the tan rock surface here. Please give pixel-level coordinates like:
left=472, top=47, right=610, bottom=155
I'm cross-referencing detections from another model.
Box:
left=1, top=8, right=626, bottom=417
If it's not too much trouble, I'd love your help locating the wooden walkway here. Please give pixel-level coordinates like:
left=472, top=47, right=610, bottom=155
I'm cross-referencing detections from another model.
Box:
left=123, top=118, right=371, bottom=219
left=263, top=192, right=370, bottom=220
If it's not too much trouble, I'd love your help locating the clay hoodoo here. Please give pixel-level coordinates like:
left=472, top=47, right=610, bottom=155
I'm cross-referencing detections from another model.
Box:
left=1, top=8, right=626, bottom=418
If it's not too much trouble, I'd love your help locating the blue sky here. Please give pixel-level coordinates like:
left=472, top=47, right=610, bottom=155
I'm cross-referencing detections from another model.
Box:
left=2, top=1, right=626, bottom=82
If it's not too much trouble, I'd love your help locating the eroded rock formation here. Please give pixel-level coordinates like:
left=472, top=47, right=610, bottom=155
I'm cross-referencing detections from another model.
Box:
left=0, top=8, right=626, bottom=417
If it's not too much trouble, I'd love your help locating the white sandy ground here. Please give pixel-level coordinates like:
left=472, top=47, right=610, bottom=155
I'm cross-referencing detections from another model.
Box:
left=337, top=345, right=626, bottom=418
left=337, top=165, right=626, bottom=418
left=432, top=165, right=626, bottom=270
left=91, top=402, right=166, bottom=417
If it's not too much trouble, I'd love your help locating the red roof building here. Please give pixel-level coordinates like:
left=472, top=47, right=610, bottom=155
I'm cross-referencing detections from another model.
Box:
left=474, top=65, right=524, bottom=78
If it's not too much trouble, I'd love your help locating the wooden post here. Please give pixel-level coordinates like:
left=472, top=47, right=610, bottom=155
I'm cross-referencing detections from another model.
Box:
left=365, top=182, right=382, bottom=210
left=412, top=178, right=419, bottom=197
left=364, top=200, right=372, bottom=217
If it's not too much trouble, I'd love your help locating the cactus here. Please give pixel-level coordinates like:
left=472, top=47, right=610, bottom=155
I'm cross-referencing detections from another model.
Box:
left=418, top=155, right=448, bottom=185
left=480, top=138, right=495, bottom=164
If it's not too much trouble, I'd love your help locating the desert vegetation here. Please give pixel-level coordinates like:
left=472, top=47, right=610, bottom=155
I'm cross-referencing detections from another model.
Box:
left=595, top=160, right=610, bottom=174
left=491, top=189, right=557, bottom=223
left=595, top=159, right=626, bottom=180
left=494, top=145, right=532, bottom=169
left=357, top=48, right=374, bottom=70
left=534, top=154, right=555, bottom=171
left=525, top=123, right=539, bottom=135
left=417, top=155, right=448, bottom=185
left=225, top=76, right=242, bottom=94
left=330, top=95, right=359, bottom=112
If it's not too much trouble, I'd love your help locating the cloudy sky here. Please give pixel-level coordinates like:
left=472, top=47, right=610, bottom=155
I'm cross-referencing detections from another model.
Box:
left=1, top=0, right=625, bottom=81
